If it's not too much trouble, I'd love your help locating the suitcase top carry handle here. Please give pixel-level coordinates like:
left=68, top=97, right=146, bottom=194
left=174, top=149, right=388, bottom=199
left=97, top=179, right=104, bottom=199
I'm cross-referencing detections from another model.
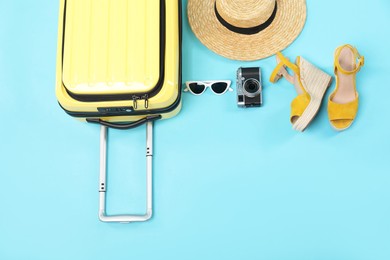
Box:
left=87, top=115, right=161, bottom=130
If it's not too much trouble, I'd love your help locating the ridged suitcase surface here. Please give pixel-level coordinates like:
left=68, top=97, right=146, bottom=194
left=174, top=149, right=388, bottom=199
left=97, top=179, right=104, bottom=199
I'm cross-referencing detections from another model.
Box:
left=55, top=0, right=182, bottom=223
left=56, top=0, right=182, bottom=122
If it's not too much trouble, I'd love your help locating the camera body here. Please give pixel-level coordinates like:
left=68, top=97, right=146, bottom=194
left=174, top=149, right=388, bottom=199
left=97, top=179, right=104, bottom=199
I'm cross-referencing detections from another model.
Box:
left=237, top=67, right=263, bottom=107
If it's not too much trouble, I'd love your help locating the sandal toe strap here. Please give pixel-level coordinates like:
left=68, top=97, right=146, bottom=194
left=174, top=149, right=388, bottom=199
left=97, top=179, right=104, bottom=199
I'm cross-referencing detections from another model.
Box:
left=328, top=99, right=359, bottom=121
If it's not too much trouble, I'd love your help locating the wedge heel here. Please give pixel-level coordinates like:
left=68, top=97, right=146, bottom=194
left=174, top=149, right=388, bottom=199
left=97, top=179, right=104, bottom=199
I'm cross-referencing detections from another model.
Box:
left=293, top=58, right=332, bottom=131
left=270, top=52, right=332, bottom=132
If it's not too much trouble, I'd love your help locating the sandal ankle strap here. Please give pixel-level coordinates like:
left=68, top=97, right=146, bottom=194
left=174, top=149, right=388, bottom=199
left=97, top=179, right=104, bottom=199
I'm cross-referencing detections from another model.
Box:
left=276, top=52, right=300, bottom=75
left=334, top=44, right=364, bottom=75
left=270, top=52, right=300, bottom=83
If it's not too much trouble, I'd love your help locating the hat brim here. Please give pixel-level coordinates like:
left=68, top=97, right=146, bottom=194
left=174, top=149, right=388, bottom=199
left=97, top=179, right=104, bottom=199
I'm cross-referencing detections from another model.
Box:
left=188, top=0, right=307, bottom=61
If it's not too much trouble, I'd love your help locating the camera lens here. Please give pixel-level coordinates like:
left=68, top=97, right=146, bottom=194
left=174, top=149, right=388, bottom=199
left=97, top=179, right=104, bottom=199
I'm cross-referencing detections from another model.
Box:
left=243, top=79, right=261, bottom=97
left=248, top=83, right=258, bottom=93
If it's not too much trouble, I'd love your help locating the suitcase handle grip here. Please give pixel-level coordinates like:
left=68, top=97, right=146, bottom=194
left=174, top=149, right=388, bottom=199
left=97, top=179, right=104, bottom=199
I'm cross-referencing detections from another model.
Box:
left=87, top=115, right=162, bottom=130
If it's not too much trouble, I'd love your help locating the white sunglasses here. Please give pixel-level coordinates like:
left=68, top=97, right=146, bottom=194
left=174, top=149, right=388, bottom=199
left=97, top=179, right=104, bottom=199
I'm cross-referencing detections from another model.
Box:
left=184, top=80, right=233, bottom=95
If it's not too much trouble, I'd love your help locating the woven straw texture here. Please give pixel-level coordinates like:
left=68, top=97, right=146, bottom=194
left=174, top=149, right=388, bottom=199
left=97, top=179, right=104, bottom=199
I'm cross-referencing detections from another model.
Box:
left=293, top=57, right=332, bottom=131
left=188, top=0, right=307, bottom=61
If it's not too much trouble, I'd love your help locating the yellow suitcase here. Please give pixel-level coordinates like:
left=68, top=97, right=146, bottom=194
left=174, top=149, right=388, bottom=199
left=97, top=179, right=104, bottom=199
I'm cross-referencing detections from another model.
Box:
left=55, top=0, right=182, bottom=223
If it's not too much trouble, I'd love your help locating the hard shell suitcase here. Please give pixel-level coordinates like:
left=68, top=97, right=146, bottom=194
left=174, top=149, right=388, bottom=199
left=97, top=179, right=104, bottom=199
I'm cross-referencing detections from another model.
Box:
left=55, top=0, right=182, bottom=223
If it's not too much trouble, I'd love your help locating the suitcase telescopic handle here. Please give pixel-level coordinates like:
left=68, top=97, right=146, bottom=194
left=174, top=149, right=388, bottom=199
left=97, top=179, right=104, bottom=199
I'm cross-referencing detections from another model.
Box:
left=98, top=121, right=156, bottom=223
left=87, top=115, right=162, bottom=130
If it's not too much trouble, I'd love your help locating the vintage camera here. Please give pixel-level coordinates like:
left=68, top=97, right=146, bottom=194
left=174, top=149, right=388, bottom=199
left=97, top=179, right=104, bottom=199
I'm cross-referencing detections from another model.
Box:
left=237, top=67, right=263, bottom=107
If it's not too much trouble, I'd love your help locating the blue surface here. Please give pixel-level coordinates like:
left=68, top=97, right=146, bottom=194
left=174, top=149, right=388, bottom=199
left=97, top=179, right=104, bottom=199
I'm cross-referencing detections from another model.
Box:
left=1, top=0, right=390, bottom=259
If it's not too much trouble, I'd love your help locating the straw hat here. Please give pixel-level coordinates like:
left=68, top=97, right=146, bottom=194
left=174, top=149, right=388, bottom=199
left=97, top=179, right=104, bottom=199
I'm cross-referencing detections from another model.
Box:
left=188, top=0, right=307, bottom=61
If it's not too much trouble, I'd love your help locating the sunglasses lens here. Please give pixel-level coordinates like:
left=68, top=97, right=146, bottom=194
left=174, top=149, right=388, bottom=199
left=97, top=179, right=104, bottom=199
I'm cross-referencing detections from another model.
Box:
left=189, top=83, right=206, bottom=95
left=211, top=82, right=228, bottom=94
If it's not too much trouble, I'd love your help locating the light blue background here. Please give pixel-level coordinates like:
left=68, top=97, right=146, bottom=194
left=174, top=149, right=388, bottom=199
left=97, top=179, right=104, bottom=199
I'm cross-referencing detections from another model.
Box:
left=1, top=0, right=389, bottom=259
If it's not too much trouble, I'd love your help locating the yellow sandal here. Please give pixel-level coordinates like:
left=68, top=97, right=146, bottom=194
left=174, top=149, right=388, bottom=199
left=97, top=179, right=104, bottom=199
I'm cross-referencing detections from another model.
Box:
left=270, top=52, right=333, bottom=132
left=328, top=44, right=364, bottom=131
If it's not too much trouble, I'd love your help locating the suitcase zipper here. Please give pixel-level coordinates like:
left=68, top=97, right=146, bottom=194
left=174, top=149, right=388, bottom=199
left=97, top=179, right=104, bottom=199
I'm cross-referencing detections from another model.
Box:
left=132, top=95, right=140, bottom=109
left=143, top=94, right=149, bottom=109
left=132, top=94, right=149, bottom=109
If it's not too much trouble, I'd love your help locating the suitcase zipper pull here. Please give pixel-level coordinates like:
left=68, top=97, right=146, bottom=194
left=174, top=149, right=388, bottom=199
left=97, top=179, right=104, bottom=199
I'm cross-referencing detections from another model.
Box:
left=132, top=95, right=140, bottom=109
left=142, top=94, right=149, bottom=109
